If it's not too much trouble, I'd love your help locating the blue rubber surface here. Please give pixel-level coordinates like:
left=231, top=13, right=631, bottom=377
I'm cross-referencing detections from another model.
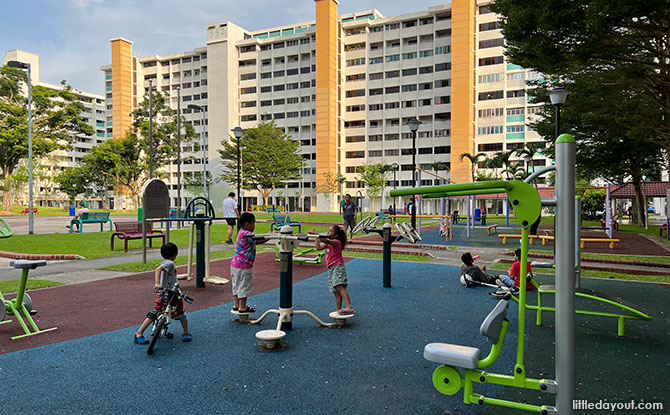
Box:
left=0, top=259, right=522, bottom=414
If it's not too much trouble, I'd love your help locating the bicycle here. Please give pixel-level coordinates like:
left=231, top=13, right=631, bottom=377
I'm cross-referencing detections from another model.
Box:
left=147, top=285, right=193, bottom=355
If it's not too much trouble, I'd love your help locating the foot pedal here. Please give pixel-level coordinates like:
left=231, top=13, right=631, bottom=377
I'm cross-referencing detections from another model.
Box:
left=30, top=309, right=38, bottom=315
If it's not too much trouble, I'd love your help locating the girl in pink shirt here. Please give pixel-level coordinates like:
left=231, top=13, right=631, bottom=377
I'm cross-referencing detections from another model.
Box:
left=314, top=225, right=354, bottom=314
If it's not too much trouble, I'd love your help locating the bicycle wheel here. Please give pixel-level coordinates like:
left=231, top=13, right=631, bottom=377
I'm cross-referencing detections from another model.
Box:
left=147, top=316, right=166, bottom=355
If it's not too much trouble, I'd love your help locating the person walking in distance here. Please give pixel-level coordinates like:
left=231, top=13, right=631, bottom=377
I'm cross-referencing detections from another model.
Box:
left=223, top=192, right=240, bottom=245
left=342, top=194, right=358, bottom=238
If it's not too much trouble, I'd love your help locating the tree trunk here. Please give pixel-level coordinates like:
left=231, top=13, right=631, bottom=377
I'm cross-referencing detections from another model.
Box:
left=2, top=171, right=12, bottom=211
left=631, top=175, right=646, bottom=227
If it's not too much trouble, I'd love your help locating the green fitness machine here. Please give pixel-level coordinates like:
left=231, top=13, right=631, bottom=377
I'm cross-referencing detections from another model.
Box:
left=391, top=135, right=582, bottom=413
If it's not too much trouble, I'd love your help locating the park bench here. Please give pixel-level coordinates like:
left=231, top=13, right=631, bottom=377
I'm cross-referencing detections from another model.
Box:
left=540, top=235, right=554, bottom=245
left=486, top=224, right=498, bottom=235
left=111, top=221, right=165, bottom=252
left=266, top=207, right=281, bottom=213
left=498, top=234, right=539, bottom=244
left=580, top=238, right=619, bottom=249
left=69, top=211, right=112, bottom=233
left=21, top=208, right=38, bottom=215
left=270, top=213, right=302, bottom=233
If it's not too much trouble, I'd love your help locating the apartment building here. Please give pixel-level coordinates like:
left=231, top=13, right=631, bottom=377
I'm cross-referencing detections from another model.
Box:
left=3, top=49, right=107, bottom=208
left=101, top=0, right=548, bottom=213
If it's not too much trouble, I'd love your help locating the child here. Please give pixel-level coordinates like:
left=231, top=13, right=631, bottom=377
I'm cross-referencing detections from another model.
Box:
left=230, top=212, right=268, bottom=313
left=460, top=252, right=502, bottom=286
left=499, top=248, right=534, bottom=290
left=134, top=242, right=191, bottom=345
left=314, top=225, right=354, bottom=315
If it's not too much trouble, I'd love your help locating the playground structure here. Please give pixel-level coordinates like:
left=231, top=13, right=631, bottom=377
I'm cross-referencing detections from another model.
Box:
left=243, top=225, right=354, bottom=349
left=1, top=260, right=58, bottom=340
left=0, top=218, right=14, bottom=238
left=391, top=214, right=452, bottom=242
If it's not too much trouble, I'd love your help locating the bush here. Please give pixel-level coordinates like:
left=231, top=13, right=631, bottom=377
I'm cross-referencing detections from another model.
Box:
left=581, top=189, right=606, bottom=219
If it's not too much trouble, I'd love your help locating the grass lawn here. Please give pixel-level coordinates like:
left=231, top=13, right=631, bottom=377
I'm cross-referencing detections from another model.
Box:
left=489, top=261, right=670, bottom=283
left=9, top=205, right=137, bottom=217
left=0, top=279, right=64, bottom=293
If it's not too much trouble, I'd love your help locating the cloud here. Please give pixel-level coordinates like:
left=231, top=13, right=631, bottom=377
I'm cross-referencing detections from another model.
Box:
left=69, top=0, right=104, bottom=8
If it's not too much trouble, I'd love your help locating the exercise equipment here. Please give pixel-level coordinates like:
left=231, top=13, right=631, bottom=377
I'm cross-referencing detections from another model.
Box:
left=243, top=225, right=351, bottom=349
left=1, top=260, right=57, bottom=340
left=274, top=247, right=325, bottom=265
left=0, top=218, right=13, bottom=238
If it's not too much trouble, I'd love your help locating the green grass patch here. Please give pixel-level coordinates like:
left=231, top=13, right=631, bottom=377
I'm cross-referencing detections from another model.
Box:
left=489, top=261, right=670, bottom=283
left=100, top=249, right=235, bottom=272
left=0, top=279, right=64, bottom=293
left=10, top=205, right=137, bottom=217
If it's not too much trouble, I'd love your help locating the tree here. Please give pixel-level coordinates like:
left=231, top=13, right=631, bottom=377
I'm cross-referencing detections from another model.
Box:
left=492, top=151, right=516, bottom=180
left=0, top=66, right=94, bottom=209
left=514, top=142, right=546, bottom=178
left=492, top=0, right=670, bottom=151
left=581, top=189, right=606, bottom=219
left=55, top=166, right=87, bottom=204
left=218, top=120, right=302, bottom=205
left=459, top=152, right=486, bottom=182
left=358, top=163, right=392, bottom=211
left=183, top=171, right=220, bottom=199
left=323, top=171, right=345, bottom=204
left=426, top=161, right=450, bottom=182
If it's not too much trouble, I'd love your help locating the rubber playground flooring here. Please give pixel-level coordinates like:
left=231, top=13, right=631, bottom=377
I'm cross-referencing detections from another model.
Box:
left=0, top=256, right=668, bottom=414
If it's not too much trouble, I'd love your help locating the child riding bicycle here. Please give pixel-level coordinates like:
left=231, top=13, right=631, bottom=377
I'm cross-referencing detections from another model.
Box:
left=134, top=242, right=192, bottom=345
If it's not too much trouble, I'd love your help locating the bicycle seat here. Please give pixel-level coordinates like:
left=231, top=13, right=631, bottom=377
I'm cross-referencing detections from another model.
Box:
left=10, top=260, right=47, bottom=269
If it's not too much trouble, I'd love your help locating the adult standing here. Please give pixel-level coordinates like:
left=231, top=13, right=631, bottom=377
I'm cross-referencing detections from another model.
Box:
left=223, top=192, right=240, bottom=245
left=342, top=194, right=358, bottom=238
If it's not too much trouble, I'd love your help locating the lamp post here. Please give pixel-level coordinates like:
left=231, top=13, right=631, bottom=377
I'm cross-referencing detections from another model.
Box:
left=391, top=162, right=399, bottom=215
left=408, top=118, right=421, bottom=230
left=148, top=79, right=153, bottom=178
left=7, top=61, right=34, bottom=235
left=176, top=86, right=182, bottom=224
left=522, top=153, right=531, bottom=177
left=232, top=126, right=244, bottom=211
left=549, top=87, right=570, bottom=138
left=187, top=104, right=207, bottom=198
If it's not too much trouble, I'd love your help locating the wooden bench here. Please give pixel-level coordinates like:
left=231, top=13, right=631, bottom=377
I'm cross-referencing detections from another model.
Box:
left=21, top=208, right=38, bottom=215
left=498, top=234, right=539, bottom=244
left=69, top=211, right=112, bottom=233
left=111, top=221, right=165, bottom=252
left=580, top=238, right=619, bottom=249
left=486, top=224, right=498, bottom=235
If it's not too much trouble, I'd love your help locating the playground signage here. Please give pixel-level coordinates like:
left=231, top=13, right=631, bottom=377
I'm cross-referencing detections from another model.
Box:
left=142, top=179, right=170, bottom=220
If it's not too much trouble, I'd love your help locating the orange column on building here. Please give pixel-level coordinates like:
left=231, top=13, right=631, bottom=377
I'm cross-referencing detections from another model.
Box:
left=449, top=0, right=476, bottom=183
left=314, top=0, right=339, bottom=192
left=110, top=38, right=134, bottom=139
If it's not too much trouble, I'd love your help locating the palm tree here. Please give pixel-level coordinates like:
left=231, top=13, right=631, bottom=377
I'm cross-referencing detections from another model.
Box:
left=483, top=157, right=503, bottom=179
left=493, top=151, right=516, bottom=180
left=514, top=142, right=546, bottom=178
left=427, top=161, right=450, bottom=183
left=459, top=152, right=486, bottom=182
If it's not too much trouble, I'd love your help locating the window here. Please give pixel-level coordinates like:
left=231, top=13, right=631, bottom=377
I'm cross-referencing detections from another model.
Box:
left=300, top=67, right=310, bottom=74
left=273, top=42, right=285, bottom=49
left=260, top=86, right=272, bottom=93
left=385, top=102, right=400, bottom=109
left=386, top=55, right=400, bottom=62
left=507, top=107, right=525, bottom=115
left=346, top=135, right=365, bottom=143
left=528, top=106, right=543, bottom=115
left=507, top=90, right=525, bottom=98
left=241, top=114, right=257, bottom=122
left=402, top=20, right=417, bottom=28
left=435, top=112, right=451, bottom=121
left=478, top=143, right=503, bottom=152
left=261, top=72, right=271, bottom=79
left=419, top=98, right=432, bottom=106
left=346, top=89, right=366, bottom=97
left=435, top=63, right=451, bottom=71
left=346, top=104, right=365, bottom=112
left=385, top=23, right=399, bottom=31
left=346, top=151, right=365, bottom=159
left=434, top=146, right=450, bottom=154
left=241, top=87, right=257, bottom=94
left=260, top=45, right=271, bottom=51
left=368, top=104, right=383, bottom=111
left=402, top=68, right=417, bottom=76
left=369, top=72, right=383, bottom=80
left=300, top=81, right=311, bottom=88
left=419, top=66, right=433, bottom=74
left=240, top=73, right=256, bottom=81
left=273, top=99, right=285, bottom=105
left=369, top=88, right=383, bottom=96
left=368, top=134, right=383, bottom=141
left=287, top=97, right=299, bottom=104
left=434, top=45, right=450, bottom=55
left=274, top=113, right=285, bottom=119
left=386, top=70, right=400, bottom=78
left=478, top=108, right=504, bottom=118
left=385, top=86, right=400, bottom=94
left=300, top=110, right=310, bottom=116
left=479, top=5, right=493, bottom=14
left=260, top=100, right=272, bottom=107
left=287, top=111, right=299, bottom=118
left=300, top=96, right=310, bottom=103
left=420, top=17, right=433, bottom=25
left=401, top=84, right=417, bottom=92
left=507, top=72, right=525, bottom=81
left=419, top=50, right=433, bottom=58
left=368, top=150, right=383, bottom=157
left=370, top=57, right=383, bottom=64
left=479, top=22, right=502, bottom=31
left=419, top=82, right=432, bottom=90
left=434, top=79, right=450, bottom=88
left=385, top=149, right=399, bottom=156
left=402, top=52, right=417, bottom=60
left=479, top=38, right=504, bottom=49
left=435, top=96, right=450, bottom=105
left=287, top=40, right=298, bottom=47
left=478, top=73, right=503, bottom=83
left=300, top=38, right=310, bottom=44
left=346, top=58, right=365, bottom=66
left=402, top=100, right=416, bottom=108
left=273, top=84, right=285, bottom=92
left=506, top=125, right=525, bottom=133
left=346, top=73, right=366, bottom=82
left=241, top=101, right=257, bottom=108
left=478, top=90, right=504, bottom=101
left=419, top=147, right=433, bottom=155
left=287, top=82, right=299, bottom=90
left=385, top=134, right=399, bottom=141
left=274, top=70, right=285, bottom=77
left=479, top=56, right=504, bottom=66
left=477, top=125, right=503, bottom=135
left=370, top=26, right=382, bottom=32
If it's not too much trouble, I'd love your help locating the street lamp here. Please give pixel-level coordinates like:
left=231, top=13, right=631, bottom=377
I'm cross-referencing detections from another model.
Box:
left=148, top=78, right=153, bottom=178
left=176, top=86, right=182, bottom=224
left=391, top=162, right=399, bottom=215
left=7, top=61, right=34, bottom=235
left=187, top=104, right=207, bottom=198
left=548, top=87, right=570, bottom=138
left=408, top=118, right=421, bottom=230
left=522, top=153, right=531, bottom=176
left=232, top=126, right=245, bottom=211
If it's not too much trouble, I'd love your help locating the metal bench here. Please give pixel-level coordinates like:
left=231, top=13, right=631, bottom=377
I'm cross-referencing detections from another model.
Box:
left=111, top=221, right=165, bottom=252
left=69, top=211, right=113, bottom=233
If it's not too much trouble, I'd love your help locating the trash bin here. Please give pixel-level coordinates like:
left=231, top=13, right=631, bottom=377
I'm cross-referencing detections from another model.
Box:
left=69, top=205, right=75, bottom=216
left=138, top=206, right=143, bottom=221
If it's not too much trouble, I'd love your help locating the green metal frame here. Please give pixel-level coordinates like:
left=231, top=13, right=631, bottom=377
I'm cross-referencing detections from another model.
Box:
left=0, top=218, right=13, bottom=238
left=511, top=279, right=651, bottom=336
left=392, top=181, right=555, bottom=413
left=274, top=247, right=325, bottom=264
left=1, top=268, right=58, bottom=340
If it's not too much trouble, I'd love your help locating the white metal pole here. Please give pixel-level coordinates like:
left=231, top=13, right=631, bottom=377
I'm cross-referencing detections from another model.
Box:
left=27, top=64, right=34, bottom=235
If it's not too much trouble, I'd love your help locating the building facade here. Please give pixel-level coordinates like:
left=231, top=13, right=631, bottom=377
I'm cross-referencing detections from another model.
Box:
left=100, top=0, right=548, bottom=213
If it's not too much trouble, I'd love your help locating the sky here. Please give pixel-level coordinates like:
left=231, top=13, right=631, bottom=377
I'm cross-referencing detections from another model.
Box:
left=1, top=0, right=446, bottom=95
